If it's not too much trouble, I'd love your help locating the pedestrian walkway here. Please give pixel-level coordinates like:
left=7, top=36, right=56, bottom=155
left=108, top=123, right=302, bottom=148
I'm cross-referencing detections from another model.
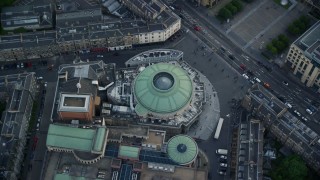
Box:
left=187, top=71, right=220, bottom=140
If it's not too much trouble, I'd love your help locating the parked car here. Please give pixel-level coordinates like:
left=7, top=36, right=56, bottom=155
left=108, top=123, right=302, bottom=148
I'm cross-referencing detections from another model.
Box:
left=306, top=108, right=313, bottom=115
left=220, top=163, right=228, bottom=167
left=97, top=55, right=104, bottom=58
left=294, top=110, right=301, bottom=117
left=220, top=155, right=227, bottom=162
left=218, top=170, right=226, bottom=175
left=282, top=81, right=288, bottom=86
left=301, top=117, right=308, bottom=121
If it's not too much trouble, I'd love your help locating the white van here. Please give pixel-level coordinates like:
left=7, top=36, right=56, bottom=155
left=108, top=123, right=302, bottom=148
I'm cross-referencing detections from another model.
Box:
left=216, top=149, right=228, bottom=155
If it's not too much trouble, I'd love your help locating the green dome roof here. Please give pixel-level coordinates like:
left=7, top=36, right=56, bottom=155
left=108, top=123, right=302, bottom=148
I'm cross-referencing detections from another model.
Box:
left=134, top=63, right=193, bottom=116
left=167, top=135, right=198, bottom=165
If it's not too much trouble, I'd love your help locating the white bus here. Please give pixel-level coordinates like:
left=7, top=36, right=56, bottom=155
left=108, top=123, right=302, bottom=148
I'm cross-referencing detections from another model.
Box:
left=214, top=118, right=224, bottom=139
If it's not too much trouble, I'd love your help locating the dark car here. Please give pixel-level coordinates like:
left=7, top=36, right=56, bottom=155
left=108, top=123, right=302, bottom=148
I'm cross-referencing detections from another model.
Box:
left=228, top=55, right=235, bottom=60
left=247, top=70, right=254, bottom=76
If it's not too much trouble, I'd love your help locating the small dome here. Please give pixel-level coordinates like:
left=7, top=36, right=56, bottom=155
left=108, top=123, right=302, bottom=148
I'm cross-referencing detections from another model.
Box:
left=153, top=72, right=174, bottom=91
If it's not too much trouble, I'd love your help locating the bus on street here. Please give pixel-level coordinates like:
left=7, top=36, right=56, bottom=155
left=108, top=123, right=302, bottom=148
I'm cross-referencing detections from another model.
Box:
left=214, top=118, right=224, bottom=139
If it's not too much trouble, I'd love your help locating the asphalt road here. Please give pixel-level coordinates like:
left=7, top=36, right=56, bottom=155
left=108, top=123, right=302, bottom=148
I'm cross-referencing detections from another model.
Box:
left=173, top=0, right=320, bottom=132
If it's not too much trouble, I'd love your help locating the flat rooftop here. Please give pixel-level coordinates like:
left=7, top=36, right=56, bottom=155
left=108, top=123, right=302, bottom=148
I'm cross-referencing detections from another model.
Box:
left=142, top=130, right=165, bottom=146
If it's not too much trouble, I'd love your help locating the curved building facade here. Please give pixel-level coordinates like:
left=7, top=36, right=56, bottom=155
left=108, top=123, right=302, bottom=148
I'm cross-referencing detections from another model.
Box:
left=133, top=63, right=193, bottom=118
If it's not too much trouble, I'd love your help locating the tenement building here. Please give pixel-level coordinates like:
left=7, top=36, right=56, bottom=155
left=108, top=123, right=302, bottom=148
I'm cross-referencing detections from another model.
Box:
left=285, top=21, right=320, bottom=92
left=0, top=73, right=37, bottom=180
left=0, top=0, right=181, bottom=61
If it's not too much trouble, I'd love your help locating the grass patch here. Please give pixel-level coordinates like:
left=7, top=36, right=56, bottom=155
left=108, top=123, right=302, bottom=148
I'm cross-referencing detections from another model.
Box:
left=273, top=0, right=291, bottom=9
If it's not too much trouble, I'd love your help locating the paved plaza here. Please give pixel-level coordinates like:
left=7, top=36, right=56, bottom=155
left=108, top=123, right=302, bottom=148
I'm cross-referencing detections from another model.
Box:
left=227, top=0, right=293, bottom=48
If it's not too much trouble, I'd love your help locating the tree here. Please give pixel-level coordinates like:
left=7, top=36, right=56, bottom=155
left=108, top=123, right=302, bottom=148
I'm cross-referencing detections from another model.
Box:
left=218, top=7, right=232, bottom=21
left=232, top=0, right=243, bottom=11
left=0, top=0, right=15, bottom=8
left=278, top=34, right=289, bottom=45
left=274, top=40, right=285, bottom=52
left=272, top=39, right=279, bottom=47
left=266, top=43, right=273, bottom=51
left=242, top=0, right=254, bottom=3
left=271, top=155, right=308, bottom=180
left=226, top=4, right=238, bottom=15
left=270, top=46, right=278, bottom=55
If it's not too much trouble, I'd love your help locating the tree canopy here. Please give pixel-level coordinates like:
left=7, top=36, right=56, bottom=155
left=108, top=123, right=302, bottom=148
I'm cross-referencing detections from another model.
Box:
left=270, top=155, right=308, bottom=180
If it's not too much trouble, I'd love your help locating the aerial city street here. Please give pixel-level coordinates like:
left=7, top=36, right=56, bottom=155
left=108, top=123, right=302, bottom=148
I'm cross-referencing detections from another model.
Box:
left=0, top=0, right=319, bottom=180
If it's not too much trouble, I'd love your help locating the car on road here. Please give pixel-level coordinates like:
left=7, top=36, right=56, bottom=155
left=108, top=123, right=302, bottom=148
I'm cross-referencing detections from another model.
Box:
left=285, top=102, right=292, bottom=109
left=194, top=26, right=201, bottom=31
left=306, top=108, right=313, bottom=115
left=220, top=47, right=226, bottom=53
left=247, top=70, right=254, bottom=76
left=294, top=110, right=301, bottom=117
left=228, top=54, right=235, bottom=60
left=20, top=63, right=24, bottom=68
left=242, top=73, right=249, bottom=80
left=253, top=77, right=261, bottom=83
left=97, top=55, right=104, bottom=58
left=36, top=123, right=39, bottom=131
left=240, top=64, right=246, bottom=70
left=282, top=81, right=289, bottom=86
left=263, top=82, right=270, bottom=88
left=220, top=163, right=228, bottom=167
left=301, top=117, right=308, bottom=122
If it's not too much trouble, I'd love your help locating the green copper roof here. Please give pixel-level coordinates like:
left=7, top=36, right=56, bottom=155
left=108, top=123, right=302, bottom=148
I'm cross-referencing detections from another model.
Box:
left=54, top=174, right=86, bottom=180
left=118, top=145, right=140, bottom=160
left=134, top=63, right=193, bottom=116
left=46, top=124, right=106, bottom=152
left=167, top=135, right=198, bottom=165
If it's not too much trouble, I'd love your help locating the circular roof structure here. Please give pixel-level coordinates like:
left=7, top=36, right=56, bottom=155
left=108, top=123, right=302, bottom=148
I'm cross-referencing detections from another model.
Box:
left=167, top=135, right=198, bottom=165
left=134, top=63, right=193, bottom=116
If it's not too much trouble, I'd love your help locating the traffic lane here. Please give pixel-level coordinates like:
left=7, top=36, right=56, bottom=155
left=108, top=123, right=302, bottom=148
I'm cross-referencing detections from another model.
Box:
left=180, top=0, right=320, bottom=101
left=178, top=1, right=245, bottom=57
left=28, top=81, right=57, bottom=180
left=198, top=38, right=314, bottom=122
